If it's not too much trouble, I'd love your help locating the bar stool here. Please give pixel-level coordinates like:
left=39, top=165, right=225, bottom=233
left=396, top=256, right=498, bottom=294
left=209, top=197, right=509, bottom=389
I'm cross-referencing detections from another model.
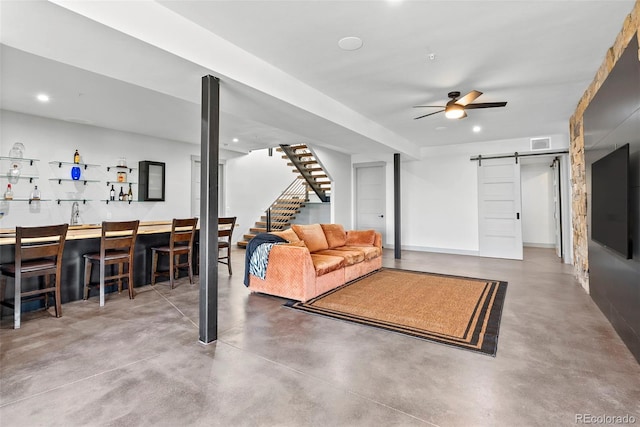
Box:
left=83, top=220, right=139, bottom=307
left=151, top=218, right=198, bottom=289
left=0, top=224, right=69, bottom=329
left=218, top=217, right=236, bottom=275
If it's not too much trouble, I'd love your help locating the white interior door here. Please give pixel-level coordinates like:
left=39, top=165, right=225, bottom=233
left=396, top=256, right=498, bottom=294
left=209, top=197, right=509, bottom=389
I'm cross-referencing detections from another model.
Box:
left=478, top=158, right=523, bottom=260
left=355, top=164, right=385, bottom=240
left=191, top=157, right=224, bottom=218
left=552, top=158, right=562, bottom=258
left=191, top=157, right=201, bottom=218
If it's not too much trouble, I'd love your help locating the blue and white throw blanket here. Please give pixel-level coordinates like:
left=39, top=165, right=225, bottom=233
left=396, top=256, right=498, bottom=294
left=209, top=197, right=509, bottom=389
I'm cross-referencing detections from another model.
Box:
left=249, top=242, right=278, bottom=281
left=243, top=233, right=287, bottom=286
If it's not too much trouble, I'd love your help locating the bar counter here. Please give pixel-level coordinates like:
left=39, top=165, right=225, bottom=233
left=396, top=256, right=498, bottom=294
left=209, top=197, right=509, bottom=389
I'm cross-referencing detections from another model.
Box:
left=0, top=221, right=178, bottom=245
left=0, top=221, right=199, bottom=310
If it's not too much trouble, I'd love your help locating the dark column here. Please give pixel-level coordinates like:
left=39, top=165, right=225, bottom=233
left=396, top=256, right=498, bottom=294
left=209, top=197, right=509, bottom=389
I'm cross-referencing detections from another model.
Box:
left=394, top=153, right=401, bottom=259
left=199, top=75, right=220, bottom=344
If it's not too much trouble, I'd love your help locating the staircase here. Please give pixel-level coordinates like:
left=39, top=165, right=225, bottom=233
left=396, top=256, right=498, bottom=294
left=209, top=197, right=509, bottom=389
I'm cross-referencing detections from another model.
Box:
left=279, top=144, right=331, bottom=202
left=236, top=144, right=332, bottom=248
left=236, top=178, right=308, bottom=248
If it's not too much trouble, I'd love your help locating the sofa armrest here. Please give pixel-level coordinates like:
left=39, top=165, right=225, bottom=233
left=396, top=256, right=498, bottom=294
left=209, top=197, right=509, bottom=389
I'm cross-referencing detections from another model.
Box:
left=249, top=244, right=316, bottom=301
left=374, top=232, right=382, bottom=248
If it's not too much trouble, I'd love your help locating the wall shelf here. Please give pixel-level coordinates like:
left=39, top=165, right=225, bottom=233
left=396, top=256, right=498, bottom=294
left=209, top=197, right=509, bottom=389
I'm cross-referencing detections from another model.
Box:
left=56, top=199, right=90, bottom=205
left=49, top=161, right=100, bottom=170
left=1, top=175, right=39, bottom=183
left=106, top=166, right=137, bottom=173
left=0, top=156, right=39, bottom=166
left=49, top=178, right=100, bottom=185
left=103, top=199, right=137, bottom=205
left=106, top=181, right=137, bottom=186
left=1, top=198, right=51, bottom=204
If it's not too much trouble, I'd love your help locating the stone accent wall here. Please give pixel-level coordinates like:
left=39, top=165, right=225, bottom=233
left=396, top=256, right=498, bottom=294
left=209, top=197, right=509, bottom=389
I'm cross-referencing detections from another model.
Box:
left=569, top=1, right=640, bottom=292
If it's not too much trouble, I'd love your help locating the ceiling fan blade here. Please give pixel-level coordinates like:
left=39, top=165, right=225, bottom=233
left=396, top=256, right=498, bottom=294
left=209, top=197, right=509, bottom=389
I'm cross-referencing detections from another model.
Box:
left=413, top=105, right=445, bottom=108
left=414, top=110, right=444, bottom=120
left=464, top=102, right=507, bottom=109
left=456, top=90, right=482, bottom=106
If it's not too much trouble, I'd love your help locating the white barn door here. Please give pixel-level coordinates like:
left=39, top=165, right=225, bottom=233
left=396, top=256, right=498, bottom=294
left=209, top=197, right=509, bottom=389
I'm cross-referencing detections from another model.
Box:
left=478, top=158, right=523, bottom=260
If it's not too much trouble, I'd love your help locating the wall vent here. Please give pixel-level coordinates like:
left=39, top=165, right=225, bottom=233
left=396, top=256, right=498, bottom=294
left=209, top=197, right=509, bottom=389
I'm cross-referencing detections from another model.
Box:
left=530, top=137, right=551, bottom=151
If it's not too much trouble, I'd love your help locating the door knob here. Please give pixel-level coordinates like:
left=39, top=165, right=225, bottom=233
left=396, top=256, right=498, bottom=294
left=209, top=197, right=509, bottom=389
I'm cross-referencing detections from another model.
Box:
left=378, top=214, right=384, bottom=218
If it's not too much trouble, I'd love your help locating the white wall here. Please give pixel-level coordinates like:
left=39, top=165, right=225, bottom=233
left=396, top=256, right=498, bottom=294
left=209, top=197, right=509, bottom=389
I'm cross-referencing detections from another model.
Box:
left=521, top=161, right=556, bottom=247
left=311, top=145, right=352, bottom=228
left=225, top=148, right=294, bottom=243
left=352, top=133, right=571, bottom=256
left=0, top=110, right=201, bottom=228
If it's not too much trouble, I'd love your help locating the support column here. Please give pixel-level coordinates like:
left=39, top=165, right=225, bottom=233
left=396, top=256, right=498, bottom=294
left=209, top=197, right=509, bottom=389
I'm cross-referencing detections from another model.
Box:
left=199, top=75, right=219, bottom=344
left=394, top=153, right=401, bottom=259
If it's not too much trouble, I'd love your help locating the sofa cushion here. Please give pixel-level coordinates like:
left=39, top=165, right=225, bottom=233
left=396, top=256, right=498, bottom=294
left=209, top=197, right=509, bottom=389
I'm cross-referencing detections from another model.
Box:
left=270, top=228, right=301, bottom=243
left=335, top=245, right=382, bottom=261
left=346, top=230, right=376, bottom=246
left=315, top=249, right=364, bottom=266
left=292, top=224, right=329, bottom=252
left=320, top=224, right=347, bottom=249
left=285, top=240, right=307, bottom=247
left=309, top=254, right=344, bottom=276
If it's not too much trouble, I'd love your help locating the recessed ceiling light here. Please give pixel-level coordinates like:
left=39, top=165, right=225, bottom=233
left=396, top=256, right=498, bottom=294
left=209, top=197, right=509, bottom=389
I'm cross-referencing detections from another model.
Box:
left=36, top=94, right=50, bottom=102
left=338, top=37, right=363, bottom=51
left=473, top=126, right=482, bottom=133
left=232, top=138, right=239, bottom=143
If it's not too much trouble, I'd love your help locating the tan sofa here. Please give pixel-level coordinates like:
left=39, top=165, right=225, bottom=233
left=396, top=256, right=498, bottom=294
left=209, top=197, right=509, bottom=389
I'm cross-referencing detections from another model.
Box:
left=248, top=223, right=382, bottom=302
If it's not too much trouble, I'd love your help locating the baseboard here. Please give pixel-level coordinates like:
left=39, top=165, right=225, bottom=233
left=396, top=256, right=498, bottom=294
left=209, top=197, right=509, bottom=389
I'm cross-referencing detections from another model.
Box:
left=523, top=242, right=556, bottom=249
left=384, top=244, right=479, bottom=257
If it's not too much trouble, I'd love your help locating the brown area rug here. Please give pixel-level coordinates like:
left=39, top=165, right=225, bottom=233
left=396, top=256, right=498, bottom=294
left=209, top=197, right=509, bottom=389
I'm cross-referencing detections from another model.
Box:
left=287, top=268, right=507, bottom=356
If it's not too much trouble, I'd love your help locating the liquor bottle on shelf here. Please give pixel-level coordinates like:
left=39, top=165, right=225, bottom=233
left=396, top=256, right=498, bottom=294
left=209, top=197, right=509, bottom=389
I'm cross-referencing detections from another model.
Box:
left=30, top=185, right=41, bottom=201
left=73, top=149, right=80, bottom=164
left=118, top=186, right=124, bottom=201
left=110, top=185, right=116, bottom=201
left=4, top=184, right=13, bottom=200
left=127, top=183, right=133, bottom=201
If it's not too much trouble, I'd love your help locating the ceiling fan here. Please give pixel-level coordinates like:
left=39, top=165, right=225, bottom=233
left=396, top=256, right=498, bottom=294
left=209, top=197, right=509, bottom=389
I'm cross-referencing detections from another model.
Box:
left=413, top=90, right=507, bottom=120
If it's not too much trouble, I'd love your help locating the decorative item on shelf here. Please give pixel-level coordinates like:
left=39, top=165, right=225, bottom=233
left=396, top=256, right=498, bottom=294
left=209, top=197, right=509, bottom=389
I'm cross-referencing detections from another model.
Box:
left=8, top=143, right=24, bottom=176
left=117, top=157, right=127, bottom=167
left=30, top=185, right=41, bottom=201
left=73, top=149, right=80, bottom=164
left=127, top=183, right=133, bottom=201
left=118, top=186, right=124, bottom=201
left=117, top=170, right=127, bottom=182
left=110, top=185, right=116, bottom=201
left=71, top=166, right=82, bottom=180
left=8, top=163, right=21, bottom=184
left=4, top=183, right=14, bottom=200
left=9, top=142, right=25, bottom=159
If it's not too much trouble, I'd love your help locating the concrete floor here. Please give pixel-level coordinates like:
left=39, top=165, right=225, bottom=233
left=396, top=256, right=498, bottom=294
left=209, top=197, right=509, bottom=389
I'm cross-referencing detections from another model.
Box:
left=0, top=247, right=638, bottom=426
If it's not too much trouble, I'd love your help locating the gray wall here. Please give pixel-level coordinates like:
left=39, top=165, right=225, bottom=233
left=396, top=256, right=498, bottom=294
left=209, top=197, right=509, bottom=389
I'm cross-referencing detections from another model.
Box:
left=584, top=37, right=640, bottom=363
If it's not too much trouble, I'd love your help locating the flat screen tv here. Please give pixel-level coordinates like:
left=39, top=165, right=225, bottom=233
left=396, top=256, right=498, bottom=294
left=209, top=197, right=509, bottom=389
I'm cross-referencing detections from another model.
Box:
left=591, top=143, right=631, bottom=259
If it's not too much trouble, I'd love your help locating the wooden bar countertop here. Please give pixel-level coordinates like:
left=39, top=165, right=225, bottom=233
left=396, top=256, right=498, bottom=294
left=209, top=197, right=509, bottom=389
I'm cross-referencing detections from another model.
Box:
left=0, top=221, right=186, bottom=245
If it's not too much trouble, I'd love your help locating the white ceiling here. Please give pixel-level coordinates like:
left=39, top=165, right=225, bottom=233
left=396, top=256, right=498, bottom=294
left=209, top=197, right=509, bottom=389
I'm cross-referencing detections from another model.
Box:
left=0, top=0, right=635, bottom=157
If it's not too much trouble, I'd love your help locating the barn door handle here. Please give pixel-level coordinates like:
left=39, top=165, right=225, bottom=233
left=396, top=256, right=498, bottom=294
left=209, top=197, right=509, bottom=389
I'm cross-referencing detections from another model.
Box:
left=516, top=213, right=520, bottom=220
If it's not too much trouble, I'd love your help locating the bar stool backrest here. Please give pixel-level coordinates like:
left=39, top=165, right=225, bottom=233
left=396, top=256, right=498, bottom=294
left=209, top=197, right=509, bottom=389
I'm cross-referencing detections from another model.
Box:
left=170, top=218, right=198, bottom=251
left=218, top=217, right=236, bottom=242
left=16, top=224, right=69, bottom=274
left=101, top=220, right=139, bottom=257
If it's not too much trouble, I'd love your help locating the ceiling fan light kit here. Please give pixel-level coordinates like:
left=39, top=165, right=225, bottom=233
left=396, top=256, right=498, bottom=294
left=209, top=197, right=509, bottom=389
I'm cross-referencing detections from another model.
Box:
left=413, top=90, right=507, bottom=120
left=445, top=104, right=465, bottom=119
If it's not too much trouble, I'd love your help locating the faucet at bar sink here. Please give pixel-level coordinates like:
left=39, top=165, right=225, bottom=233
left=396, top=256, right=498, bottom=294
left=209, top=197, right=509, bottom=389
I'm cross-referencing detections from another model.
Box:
left=70, top=201, right=80, bottom=226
